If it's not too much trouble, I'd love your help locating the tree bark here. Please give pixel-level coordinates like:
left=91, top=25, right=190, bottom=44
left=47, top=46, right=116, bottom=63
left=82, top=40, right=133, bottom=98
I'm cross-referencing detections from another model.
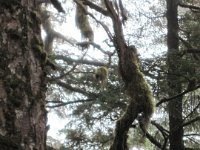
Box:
left=0, top=1, right=47, bottom=150
left=166, top=0, right=184, bottom=149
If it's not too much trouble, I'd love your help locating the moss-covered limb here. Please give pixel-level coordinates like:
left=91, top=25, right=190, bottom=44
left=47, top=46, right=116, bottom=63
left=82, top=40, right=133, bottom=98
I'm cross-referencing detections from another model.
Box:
left=110, top=100, right=139, bottom=150
left=119, top=46, right=154, bottom=128
left=126, top=68, right=154, bottom=131
left=109, top=52, right=154, bottom=150
left=104, top=1, right=154, bottom=149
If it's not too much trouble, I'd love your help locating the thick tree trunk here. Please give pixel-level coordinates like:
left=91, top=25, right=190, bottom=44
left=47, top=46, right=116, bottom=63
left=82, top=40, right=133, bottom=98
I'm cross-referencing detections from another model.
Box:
left=166, top=0, right=184, bottom=150
left=0, top=1, right=47, bottom=150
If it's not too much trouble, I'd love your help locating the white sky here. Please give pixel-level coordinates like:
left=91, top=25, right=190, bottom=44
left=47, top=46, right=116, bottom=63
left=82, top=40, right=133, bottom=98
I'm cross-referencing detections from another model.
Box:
left=48, top=112, right=66, bottom=141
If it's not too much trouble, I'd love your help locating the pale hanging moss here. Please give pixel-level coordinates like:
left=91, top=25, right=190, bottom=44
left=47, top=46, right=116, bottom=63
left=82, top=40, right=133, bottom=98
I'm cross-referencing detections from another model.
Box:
left=75, top=3, right=94, bottom=42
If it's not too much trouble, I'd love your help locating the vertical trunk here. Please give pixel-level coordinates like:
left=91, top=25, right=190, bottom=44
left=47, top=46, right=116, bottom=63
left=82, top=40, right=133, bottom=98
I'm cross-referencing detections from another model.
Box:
left=105, top=1, right=154, bottom=150
left=166, top=0, right=184, bottom=149
left=0, top=1, right=47, bottom=150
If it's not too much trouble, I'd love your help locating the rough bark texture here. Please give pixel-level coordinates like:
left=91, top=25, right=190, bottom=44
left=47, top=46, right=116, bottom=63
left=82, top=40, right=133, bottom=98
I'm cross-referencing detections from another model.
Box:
left=166, top=0, right=184, bottom=150
left=0, top=1, right=47, bottom=150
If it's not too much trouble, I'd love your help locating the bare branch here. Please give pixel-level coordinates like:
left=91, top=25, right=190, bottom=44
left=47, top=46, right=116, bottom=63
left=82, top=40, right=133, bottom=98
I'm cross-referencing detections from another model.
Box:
left=179, top=2, right=200, bottom=11
left=183, top=116, right=200, bottom=127
left=54, top=55, right=108, bottom=66
left=184, top=101, right=200, bottom=121
left=50, top=80, right=97, bottom=97
left=145, top=131, right=162, bottom=149
left=83, top=0, right=110, bottom=16
left=150, top=121, right=169, bottom=150
left=156, top=85, right=200, bottom=107
left=77, top=41, right=114, bottom=55
left=46, top=98, right=95, bottom=108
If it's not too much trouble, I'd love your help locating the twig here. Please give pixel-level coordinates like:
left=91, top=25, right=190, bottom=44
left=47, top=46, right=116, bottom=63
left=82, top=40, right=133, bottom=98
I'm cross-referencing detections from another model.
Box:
left=156, top=85, right=200, bottom=107
left=46, top=99, right=95, bottom=108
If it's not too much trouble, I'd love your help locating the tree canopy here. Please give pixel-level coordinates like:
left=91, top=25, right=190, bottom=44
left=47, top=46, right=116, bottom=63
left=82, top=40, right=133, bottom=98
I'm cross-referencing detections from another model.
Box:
left=1, top=0, right=200, bottom=150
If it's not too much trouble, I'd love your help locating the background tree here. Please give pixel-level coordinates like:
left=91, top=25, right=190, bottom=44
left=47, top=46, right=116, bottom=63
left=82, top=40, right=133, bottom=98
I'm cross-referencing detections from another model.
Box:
left=166, top=0, right=184, bottom=149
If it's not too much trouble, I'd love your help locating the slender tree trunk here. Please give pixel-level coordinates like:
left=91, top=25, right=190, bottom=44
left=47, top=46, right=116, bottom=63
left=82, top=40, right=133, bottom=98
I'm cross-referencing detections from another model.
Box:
left=166, top=0, right=184, bottom=149
left=0, top=1, right=47, bottom=150
left=103, top=1, right=154, bottom=150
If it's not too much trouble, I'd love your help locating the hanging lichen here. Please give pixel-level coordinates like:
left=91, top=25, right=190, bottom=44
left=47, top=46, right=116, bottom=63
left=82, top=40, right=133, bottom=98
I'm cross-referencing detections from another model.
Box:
left=75, top=2, right=94, bottom=42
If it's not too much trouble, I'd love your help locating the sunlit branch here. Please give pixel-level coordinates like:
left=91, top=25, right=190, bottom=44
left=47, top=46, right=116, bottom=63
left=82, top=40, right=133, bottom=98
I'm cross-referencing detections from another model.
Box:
left=179, top=2, right=200, bottom=11
left=178, top=36, right=192, bottom=49
left=184, top=133, right=200, bottom=137
left=156, top=85, right=200, bottom=107
left=104, top=0, right=119, bottom=21
left=86, top=10, right=113, bottom=40
left=144, top=130, right=162, bottom=149
left=77, top=41, right=116, bottom=66
left=46, top=98, right=95, bottom=108
left=54, top=54, right=109, bottom=66
left=151, top=121, right=169, bottom=149
left=140, top=11, right=165, bottom=19
left=184, top=136, right=200, bottom=149
left=83, top=0, right=110, bottom=16
left=77, top=41, right=114, bottom=55
left=183, top=116, right=200, bottom=127
left=183, top=101, right=200, bottom=121
left=50, top=80, right=98, bottom=97
left=151, top=121, right=169, bottom=135
left=52, top=31, right=77, bottom=46
left=48, top=63, right=78, bottom=80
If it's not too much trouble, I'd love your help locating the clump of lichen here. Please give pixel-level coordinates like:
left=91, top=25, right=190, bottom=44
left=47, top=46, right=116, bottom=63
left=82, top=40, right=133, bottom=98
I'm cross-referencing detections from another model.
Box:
left=75, top=2, right=94, bottom=42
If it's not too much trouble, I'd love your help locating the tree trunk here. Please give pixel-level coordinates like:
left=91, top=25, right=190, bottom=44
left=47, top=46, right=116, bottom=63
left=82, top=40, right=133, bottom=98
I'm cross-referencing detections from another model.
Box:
left=0, top=1, right=47, bottom=150
left=166, top=0, right=184, bottom=149
left=103, top=1, right=154, bottom=150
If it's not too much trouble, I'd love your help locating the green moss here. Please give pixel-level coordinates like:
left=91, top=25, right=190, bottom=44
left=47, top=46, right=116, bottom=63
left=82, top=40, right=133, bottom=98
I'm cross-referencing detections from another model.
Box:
left=135, top=69, right=155, bottom=112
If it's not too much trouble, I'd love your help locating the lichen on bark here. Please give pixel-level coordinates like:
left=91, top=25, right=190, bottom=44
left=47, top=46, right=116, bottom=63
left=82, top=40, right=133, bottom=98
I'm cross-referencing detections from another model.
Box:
left=0, top=1, right=47, bottom=150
